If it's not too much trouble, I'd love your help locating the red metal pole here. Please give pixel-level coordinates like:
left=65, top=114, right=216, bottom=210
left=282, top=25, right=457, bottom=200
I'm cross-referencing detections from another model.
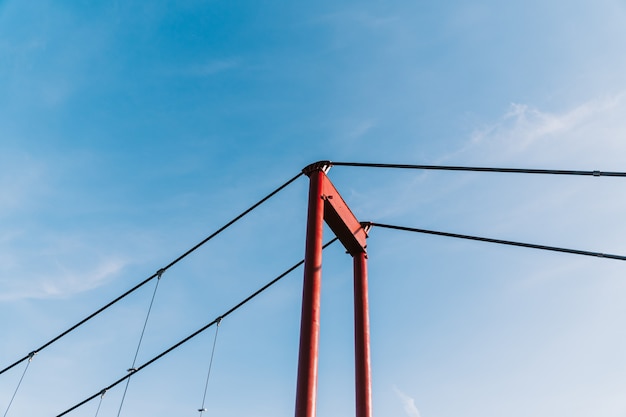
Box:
left=295, top=168, right=325, bottom=417
left=354, top=251, right=372, bottom=417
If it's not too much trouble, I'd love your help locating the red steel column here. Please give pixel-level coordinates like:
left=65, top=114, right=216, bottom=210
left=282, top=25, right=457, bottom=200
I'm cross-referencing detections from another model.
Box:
left=354, top=251, right=372, bottom=417
left=295, top=168, right=325, bottom=417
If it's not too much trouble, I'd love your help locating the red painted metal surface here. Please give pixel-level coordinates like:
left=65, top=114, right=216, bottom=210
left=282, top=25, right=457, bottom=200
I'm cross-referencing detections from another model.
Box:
left=295, top=168, right=325, bottom=417
left=354, top=251, right=372, bottom=417
left=320, top=174, right=367, bottom=255
left=296, top=163, right=372, bottom=417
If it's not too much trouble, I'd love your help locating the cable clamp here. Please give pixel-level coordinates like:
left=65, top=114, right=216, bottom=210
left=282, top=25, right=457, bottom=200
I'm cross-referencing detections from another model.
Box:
left=360, top=221, right=373, bottom=235
left=127, top=367, right=138, bottom=373
left=302, top=160, right=332, bottom=176
left=198, top=408, right=207, bottom=412
left=593, top=170, right=601, bottom=176
left=156, top=268, right=165, bottom=279
left=99, top=389, right=107, bottom=398
left=216, top=316, right=223, bottom=326
left=28, top=351, right=38, bottom=362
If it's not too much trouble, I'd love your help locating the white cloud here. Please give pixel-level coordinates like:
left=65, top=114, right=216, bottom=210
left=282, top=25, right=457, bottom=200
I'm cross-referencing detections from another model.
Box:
left=0, top=227, right=132, bottom=301
left=450, top=91, right=626, bottom=168
left=0, top=251, right=129, bottom=301
left=340, top=118, right=377, bottom=141
left=393, top=385, right=422, bottom=417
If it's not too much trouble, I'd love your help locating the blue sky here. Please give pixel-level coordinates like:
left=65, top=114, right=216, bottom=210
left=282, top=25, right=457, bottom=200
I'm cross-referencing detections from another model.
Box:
left=2, top=0, right=626, bottom=416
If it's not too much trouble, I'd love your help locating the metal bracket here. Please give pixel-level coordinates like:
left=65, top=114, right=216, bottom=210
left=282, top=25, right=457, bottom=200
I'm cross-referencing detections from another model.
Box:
left=302, top=160, right=332, bottom=176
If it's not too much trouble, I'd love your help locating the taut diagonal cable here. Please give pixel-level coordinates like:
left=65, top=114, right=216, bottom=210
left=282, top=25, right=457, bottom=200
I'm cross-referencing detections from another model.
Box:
left=115, top=270, right=163, bottom=417
left=92, top=390, right=106, bottom=417
left=197, top=318, right=221, bottom=416
left=55, top=237, right=339, bottom=417
left=370, top=222, right=626, bottom=261
left=1, top=172, right=303, bottom=377
left=2, top=352, right=36, bottom=417
left=331, top=161, right=626, bottom=177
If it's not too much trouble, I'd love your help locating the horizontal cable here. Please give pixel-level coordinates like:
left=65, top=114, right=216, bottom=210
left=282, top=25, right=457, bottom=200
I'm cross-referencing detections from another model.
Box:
left=55, top=237, right=339, bottom=417
left=331, top=162, right=626, bottom=177
left=371, top=222, right=626, bottom=261
left=1, top=172, right=304, bottom=378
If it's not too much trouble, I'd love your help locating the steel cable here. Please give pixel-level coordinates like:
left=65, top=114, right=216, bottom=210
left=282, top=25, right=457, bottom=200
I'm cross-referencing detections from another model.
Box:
left=2, top=353, right=35, bottom=417
left=197, top=318, right=221, bottom=417
left=0, top=172, right=303, bottom=377
left=371, top=222, right=626, bottom=261
left=92, top=391, right=106, bottom=417
left=115, top=273, right=163, bottom=417
left=331, top=161, right=626, bottom=177
left=55, top=237, right=339, bottom=417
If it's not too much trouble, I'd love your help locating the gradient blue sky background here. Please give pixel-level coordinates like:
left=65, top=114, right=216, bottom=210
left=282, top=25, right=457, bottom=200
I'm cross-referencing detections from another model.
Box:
left=2, top=1, right=626, bottom=416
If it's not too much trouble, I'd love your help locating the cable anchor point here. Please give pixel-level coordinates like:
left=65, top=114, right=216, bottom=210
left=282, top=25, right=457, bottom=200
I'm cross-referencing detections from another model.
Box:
left=215, top=316, right=223, bottom=326
left=99, top=389, right=107, bottom=398
left=28, top=351, right=38, bottom=362
left=302, top=160, right=332, bottom=176
left=156, top=268, right=165, bottom=280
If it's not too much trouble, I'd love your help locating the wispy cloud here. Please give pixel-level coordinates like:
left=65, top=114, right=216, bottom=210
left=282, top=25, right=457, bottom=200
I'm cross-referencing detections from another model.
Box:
left=423, top=91, right=626, bottom=251
left=449, top=91, right=626, bottom=167
left=393, top=385, right=422, bottom=417
left=0, top=236, right=130, bottom=301
left=335, top=118, right=377, bottom=142
left=347, top=119, right=377, bottom=139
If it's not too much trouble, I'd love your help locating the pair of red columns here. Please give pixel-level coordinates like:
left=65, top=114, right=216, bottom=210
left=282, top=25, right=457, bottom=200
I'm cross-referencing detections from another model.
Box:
left=294, top=163, right=372, bottom=417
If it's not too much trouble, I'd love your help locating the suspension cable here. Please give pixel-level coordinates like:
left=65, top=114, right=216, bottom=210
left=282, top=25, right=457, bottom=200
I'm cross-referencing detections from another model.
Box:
left=7, top=162, right=622, bottom=376
left=370, top=222, right=626, bottom=261
left=2, top=352, right=36, bottom=417
left=55, top=237, right=339, bottom=417
left=197, top=317, right=221, bottom=417
left=115, top=270, right=164, bottom=417
left=93, top=390, right=106, bottom=417
left=331, top=161, right=626, bottom=177
left=0, top=172, right=303, bottom=377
